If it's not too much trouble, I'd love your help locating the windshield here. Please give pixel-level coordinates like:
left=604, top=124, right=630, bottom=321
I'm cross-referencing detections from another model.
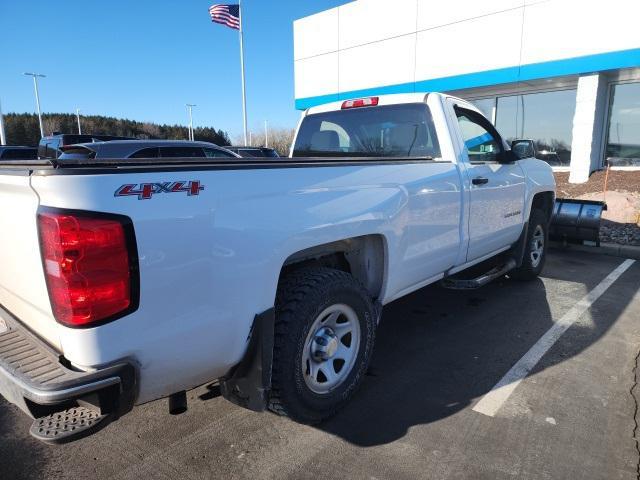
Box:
left=293, top=103, right=440, bottom=158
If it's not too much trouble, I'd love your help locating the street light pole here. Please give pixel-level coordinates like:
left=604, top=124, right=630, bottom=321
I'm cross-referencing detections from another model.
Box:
left=186, top=104, right=196, bottom=141
left=23, top=72, right=46, bottom=138
left=264, top=120, right=268, bottom=147
left=76, top=108, right=82, bottom=135
left=0, top=98, right=6, bottom=146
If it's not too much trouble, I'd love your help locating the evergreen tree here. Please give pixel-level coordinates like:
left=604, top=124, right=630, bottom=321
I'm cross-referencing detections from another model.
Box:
left=3, top=113, right=230, bottom=147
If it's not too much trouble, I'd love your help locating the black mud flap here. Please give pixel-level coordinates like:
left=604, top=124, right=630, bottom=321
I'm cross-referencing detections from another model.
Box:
left=220, top=308, right=274, bottom=412
left=512, top=221, right=529, bottom=268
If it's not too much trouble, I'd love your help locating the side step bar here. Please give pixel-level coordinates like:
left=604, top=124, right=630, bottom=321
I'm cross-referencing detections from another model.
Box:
left=30, top=406, right=110, bottom=444
left=441, top=258, right=517, bottom=290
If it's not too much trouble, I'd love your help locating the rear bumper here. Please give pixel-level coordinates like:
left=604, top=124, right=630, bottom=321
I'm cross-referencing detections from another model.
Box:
left=0, top=303, right=136, bottom=419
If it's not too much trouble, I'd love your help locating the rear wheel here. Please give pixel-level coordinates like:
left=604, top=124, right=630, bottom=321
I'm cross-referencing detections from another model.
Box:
left=269, top=267, right=376, bottom=424
left=510, top=208, right=549, bottom=281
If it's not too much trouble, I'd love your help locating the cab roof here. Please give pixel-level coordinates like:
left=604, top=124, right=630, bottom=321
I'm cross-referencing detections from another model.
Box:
left=305, top=92, right=441, bottom=115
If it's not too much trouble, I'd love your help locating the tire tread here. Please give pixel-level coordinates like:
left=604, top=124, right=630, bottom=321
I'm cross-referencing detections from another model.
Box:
left=268, top=267, right=374, bottom=423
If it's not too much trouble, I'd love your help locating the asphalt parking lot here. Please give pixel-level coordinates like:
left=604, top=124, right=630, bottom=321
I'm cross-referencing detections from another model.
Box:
left=2, top=249, right=639, bottom=480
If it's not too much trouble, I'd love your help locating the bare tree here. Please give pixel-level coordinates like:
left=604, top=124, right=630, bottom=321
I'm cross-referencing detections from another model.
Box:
left=270, top=128, right=296, bottom=157
left=234, top=127, right=296, bottom=156
left=43, top=116, right=62, bottom=136
left=141, top=122, right=161, bottom=139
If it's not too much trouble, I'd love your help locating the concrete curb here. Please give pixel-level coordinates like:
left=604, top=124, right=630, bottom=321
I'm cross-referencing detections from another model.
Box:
left=550, top=241, right=640, bottom=260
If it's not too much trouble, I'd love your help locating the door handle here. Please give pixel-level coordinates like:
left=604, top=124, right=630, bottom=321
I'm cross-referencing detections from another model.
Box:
left=472, top=176, right=489, bottom=185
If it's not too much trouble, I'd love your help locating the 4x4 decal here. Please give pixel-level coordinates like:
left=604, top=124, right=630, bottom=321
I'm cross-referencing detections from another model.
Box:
left=115, top=181, right=205, bottom=200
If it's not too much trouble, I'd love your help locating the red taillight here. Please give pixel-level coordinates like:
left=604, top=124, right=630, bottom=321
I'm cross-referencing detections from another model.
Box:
left=341, top=97, right=379, bottom=109
left=38, top=211, right=136, bottom=328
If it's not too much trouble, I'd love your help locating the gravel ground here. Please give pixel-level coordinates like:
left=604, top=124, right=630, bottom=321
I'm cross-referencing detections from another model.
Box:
left=600, top=220, right=640, bottom=246
left=554, top=171, right=640, bottom=198
left=554, top=171, right=640, bottom=246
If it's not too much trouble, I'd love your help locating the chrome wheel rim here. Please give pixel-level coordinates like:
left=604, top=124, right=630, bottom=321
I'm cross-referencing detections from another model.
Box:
left=530, top=225, right=545, bottom=268
left=302, top=303, right=361, bottom=394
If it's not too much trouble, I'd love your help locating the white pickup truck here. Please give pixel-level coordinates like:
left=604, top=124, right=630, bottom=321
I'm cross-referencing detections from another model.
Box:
left=0, top=93, right=554, bottom=443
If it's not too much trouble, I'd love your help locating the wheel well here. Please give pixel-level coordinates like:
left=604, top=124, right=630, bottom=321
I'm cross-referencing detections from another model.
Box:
left=531, top=191, right=554, bottom=224
left=281, top=235, right=386, bottom=301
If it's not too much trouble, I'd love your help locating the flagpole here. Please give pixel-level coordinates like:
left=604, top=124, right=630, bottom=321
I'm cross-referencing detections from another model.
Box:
left=238, top=0, right=248, bottom=145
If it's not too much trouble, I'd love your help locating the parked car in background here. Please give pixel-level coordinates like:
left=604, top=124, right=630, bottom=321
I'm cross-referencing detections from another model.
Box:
left=38, top=134, right=135, bottom=159
left=0, top=146, right=38, bottom=160
left=58, top=140, right=240, bottom=160
left=225, top=146, right=280, bottom=158
left=509, top=139, right=567, bottom=166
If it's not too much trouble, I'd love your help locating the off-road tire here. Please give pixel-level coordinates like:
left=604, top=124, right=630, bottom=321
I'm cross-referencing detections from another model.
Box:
left=268, top=267, right=377, bottom=424
left=510, top=208, right=549, bottom=281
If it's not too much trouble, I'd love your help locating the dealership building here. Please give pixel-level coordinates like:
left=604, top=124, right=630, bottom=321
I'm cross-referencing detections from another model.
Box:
left=293, top=0, right=640, bottom=182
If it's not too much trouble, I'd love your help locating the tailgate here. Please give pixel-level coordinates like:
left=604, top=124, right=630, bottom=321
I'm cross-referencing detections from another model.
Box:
left=0, top=172, right=59, bottom=349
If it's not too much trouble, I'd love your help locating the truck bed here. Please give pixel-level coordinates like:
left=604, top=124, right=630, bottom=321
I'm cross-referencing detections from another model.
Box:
left=1, top=153, right=462, bottom=404
left=0, top=155, right=437, bottom=175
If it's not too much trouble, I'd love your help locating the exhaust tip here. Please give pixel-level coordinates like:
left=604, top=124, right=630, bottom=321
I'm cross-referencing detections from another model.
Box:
left=169, top=391, right=187, bottom=415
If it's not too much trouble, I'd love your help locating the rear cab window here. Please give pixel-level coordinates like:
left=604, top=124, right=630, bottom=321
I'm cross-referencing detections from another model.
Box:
left=293, top=103, right=441, bottom=158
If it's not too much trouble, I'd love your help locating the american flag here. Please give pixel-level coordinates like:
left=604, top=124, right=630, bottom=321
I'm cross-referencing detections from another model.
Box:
left=209, top=4, right=240, bottom=30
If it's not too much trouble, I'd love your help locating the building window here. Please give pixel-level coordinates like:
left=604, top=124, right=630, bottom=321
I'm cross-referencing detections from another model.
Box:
left=495, top=89, right=577, bottom=166
left=471, top=98, right=496, bottom=123
left=606, top=82, right=640, bottom=166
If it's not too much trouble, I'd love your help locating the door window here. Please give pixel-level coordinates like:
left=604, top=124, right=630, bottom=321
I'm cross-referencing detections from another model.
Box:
left=455, top=107, right=501, bottom=162
left=0, top=149, right=37, bottom=159
left=203, top=147, right=236, bottom=158
left=160, top=147, right=205, bottom=158
left=129, top=147, right=159, bottom=158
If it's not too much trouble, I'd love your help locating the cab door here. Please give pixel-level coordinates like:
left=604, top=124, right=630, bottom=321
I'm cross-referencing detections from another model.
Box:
left=449, top=101, right=526, bottom=262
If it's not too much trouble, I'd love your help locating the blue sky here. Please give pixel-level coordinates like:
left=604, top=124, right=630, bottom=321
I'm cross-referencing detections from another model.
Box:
left=0, top=0, right=347, bottom=138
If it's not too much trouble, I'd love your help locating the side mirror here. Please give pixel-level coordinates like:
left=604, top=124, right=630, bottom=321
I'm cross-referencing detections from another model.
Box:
left=511, top=139, right=535, bottom=159
left=497, top=149, right=518, bottom=164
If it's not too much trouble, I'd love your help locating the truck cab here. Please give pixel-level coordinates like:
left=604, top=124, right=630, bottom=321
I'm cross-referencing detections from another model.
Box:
left=292, top=93, right=554, bottom=268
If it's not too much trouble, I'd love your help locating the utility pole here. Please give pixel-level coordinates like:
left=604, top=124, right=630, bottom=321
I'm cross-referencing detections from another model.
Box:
left=76, top=108, right=82, bottom=134
left=249, top=131, right=252, bottom=147
left=0, top=98, right=6, bottom=145
left=264, top=120, right=268, bottom=147
left=186, top=104, right=196, bottom=141
left=23, top=72, right=46, bottom=138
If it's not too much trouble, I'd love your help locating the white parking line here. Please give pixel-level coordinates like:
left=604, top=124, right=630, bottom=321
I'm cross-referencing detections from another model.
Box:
left=473, top=258, right=636, bottom=417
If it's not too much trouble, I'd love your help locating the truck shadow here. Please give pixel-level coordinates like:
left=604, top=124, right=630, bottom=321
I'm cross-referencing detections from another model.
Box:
left=0, top=399, right=52, bottom=479
left=316, top=251, right=639, bottom=446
